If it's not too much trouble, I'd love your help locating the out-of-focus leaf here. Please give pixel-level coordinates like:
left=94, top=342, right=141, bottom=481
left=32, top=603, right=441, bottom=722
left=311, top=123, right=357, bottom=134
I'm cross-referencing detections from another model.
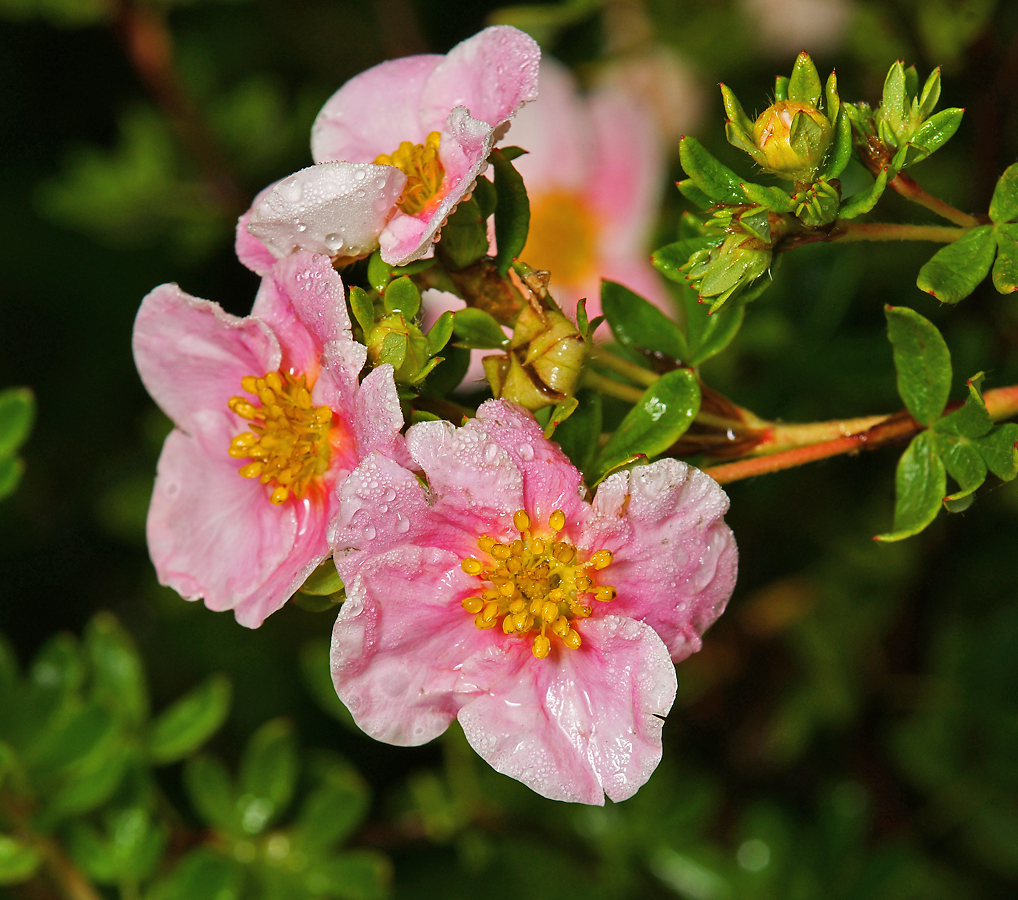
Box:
left=184, top=754, right=237, bottom=833
left=0, top=835, right=41, bottom=885
left=85, top=612, right=148, bottom=727
left=68, top=808, right=167, bottom=884
left=601, top=280, right=688, bottom=361
left=238, top=718, right=298, bottom=833
left=0, top=388, right=34, bottom=458
left=885, top=306, right=952, bottom=426
left=0, top=455, right=24, bottom=500
left=304, top=850, right=392, bottom=900
left=491, top=148, right=530, bottom=276
left=152, top=848, right=244, bottom=900
left=916, top=226, right=995, bottom=303
left=299, top=640, right=358, bottom=731
left=147, top=675, right=231, bottom=765
left=293, top=751, right=370, bottom=852
left=876, top=432, right=946, bottom=541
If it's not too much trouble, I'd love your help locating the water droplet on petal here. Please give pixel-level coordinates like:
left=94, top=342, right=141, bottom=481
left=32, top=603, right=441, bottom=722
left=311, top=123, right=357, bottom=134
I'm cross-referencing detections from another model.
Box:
left=395, top=515, right=410, bottom=533
left=383, top=488, right=396, bottom=502
left=325, top=232, right=344, bottom=252
left=296, top=221, right=307, bottom=233
left=518, top=443, right=534, bottom=461
left=362, top=524, right=377, bottom=541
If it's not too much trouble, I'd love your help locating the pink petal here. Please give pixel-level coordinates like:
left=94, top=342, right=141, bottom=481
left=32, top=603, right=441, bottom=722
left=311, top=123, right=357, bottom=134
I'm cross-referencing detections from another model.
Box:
left=147, top=424, right=330, bottom=629
left=236, top=182, right=280, bottom=276
left=311, top=54, right=443, bottom=163
left=585, top=460, right=738, bottom=661
left=246, top=162, right=405, bottom=263
left=421, top=26, right=541, bottom=131
left=330, top=544, right=490, bottom=745
left=133, top=284, right=279, bottom=435
left=457, top=615, right=676, bottom=804
left=351, top=364, right=411, bottom=468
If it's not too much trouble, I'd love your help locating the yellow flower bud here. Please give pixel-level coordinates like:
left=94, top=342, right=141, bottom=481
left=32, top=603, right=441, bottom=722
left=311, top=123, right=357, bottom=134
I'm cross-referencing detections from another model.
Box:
left=752, top=101, right=832, bottom=183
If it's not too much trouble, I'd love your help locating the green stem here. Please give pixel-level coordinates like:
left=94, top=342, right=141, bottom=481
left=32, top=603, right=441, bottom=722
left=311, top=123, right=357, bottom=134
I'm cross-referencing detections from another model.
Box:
left=833, top=222, right=969, bottom=243
left=581, top=369, right=645, bottom=404
left=588, top=346, right=659, bottom=387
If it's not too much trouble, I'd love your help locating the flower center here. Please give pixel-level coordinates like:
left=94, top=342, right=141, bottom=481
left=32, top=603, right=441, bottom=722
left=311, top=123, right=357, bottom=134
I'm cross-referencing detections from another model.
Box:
left=522, top=190, right=598, bottom=285
left=459, top=509, right=617, bottom=659
left=227, top=371, right=333, bottom=505
left=374, top=132, right=445, bottom=215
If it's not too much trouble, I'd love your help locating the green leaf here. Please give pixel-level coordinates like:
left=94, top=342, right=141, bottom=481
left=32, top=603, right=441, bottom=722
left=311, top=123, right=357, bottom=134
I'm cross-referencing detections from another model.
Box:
left=491, top=148, right=530, bottom=276
left=906, top=107, right=963, bottom=163
left=993, top=222, right=1018, bottom=293
left=435, top=196, right=489, bottom=270
left=381, top=276, right=420, bottom=319
left=419, top=345, right=471, bottom=398
left=298, top=559, right=344, bottom=596
left=348, top=286, right=375, bottom=335
left=684, top=295, right=746, bottom=366
left=452, top=308, right=508, bottom=349
left=787, top=51, right=822, bottom=107
left=427, top=311, right=454, bottom=355
left=0, top=388, right=34, bottom=458
left=975, top=422, right=1018, bottom=480
left=293, top=752, right=370, bottom=852
left=472, top=175, right=497, bottom=220
left=184, top=754, right=237, bottom=832
left=591, top=370, right=701, bottom=482
left=157, top=848, right=244, bottom=900
left=839, top=166, right=889, bottom=219
left=553, top=390, right=602, bottom=477
left=377, top=331, right=407, bottom=370
left=148, top=675, right=231, bottom=765
left=918, top=67, right=942, bottom=120
left=916, top=225, right=995, bottom=303
left=990, top=162, right=1018, bottom=223
left=305, top=851, right=391, bottom=900
left=676, top=178, right=713, bottom=209
left=0, top=835, right=41, bottom=885
left=652, top=237, right=721, bottom=283
left=238, top=718, right=298, bottom=832
left=774, top=75, right=789, bottom=102
left=85, top=612, right=148, bottom=727
left=885, top=305, right=952, bottom=426
left=366, top=252, right=391, bottom=293
left=937, top=436, right=987, bottom=501
left=935, top=375, right=992, bottom=437
left=0, top=455, right=24, bottom=500
left=740, top=182, right=795, bottom=213
left=822, top=107, right=853, bottom=179
left=601, top=281, right=687, bottom=361
left=678, top=137, right=748, bottom=204
left=876, top=432, right=946, bottom=541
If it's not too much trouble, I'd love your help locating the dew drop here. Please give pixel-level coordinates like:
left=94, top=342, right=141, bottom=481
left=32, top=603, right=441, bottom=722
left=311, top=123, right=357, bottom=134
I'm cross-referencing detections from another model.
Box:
left=296, top=221, right=307, bottom=233
left=395, top=515, right=410, bottom=533
left=324, top=232, right=345, bottom=252
left=518, top=443, right=535, bottom=461
left=362, top=524, right=377, bottom=541
left=383, top=488, right=396, bottom=502
left=484, top=443, right=499, bottom=463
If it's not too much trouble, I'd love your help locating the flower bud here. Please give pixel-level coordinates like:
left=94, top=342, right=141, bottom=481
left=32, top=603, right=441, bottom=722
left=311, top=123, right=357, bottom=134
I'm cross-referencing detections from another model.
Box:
left=483, top=306, right=586, bottom=411
left=366, top=312, right=434, bottom=385
left=752, top=101, right=832, bottom=183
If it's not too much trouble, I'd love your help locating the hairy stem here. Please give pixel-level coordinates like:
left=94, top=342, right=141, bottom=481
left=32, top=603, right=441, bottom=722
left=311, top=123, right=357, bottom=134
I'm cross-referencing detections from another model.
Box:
left=581, top=369, right=645, bottom=404
left=833, top=222, right=969, bottom=243
left=889, top=171, right=982, bottom=228
left=702, top=384, right=1018, bottom=485
left=588, top=347, right=659, bottom=387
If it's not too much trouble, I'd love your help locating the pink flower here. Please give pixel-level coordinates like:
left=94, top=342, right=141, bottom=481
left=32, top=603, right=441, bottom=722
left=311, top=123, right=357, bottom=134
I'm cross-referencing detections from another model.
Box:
left=237, top=26, right=540, bottom=273
left=133, top=251, right=405, bottom=628
left=328, top=401, right=737, bottom=804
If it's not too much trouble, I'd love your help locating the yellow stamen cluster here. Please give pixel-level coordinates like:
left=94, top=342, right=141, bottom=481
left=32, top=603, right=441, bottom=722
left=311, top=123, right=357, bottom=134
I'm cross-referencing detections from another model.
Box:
left=374, top=132, right=445, bottom=215
left=458, top=509, right=617, bottom=659
left=228, top=371, right=333, bottom=505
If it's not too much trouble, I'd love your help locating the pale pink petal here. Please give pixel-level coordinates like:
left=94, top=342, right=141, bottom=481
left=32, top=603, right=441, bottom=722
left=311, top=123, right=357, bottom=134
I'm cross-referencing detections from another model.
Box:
left=585, top=460, right=738, bottom=661
left=311, top=55, right=443, bottom=163
left=351, top=365, right=411, bottom=468
left=133, top=284, right=279, bottom=435
left=330, top=544, right=489, bottom=746
left=246, top=162, right=405, bottom=263
left=421, top=26, right=540, bottom=131
left=236, top=182, right=280, bottom=276
left=147, top=421, right=330, bottom=629
left=457, top=615, right=676, bottom=804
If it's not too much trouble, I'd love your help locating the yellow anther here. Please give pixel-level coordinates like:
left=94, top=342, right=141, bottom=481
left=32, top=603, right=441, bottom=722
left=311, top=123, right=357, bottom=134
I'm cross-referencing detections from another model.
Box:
left=375, top=132, right=445, bottom=215
left=532, top=634, right=551, bottom=659
left=554, top=544, right=576, bottom=565
left=461, top=596, right=483, bottom=614
left=241, top=375, right=258, bottom=393
left=509, top=599, right=526, bottom=615
left=548, top=588, right=565, bottom=603
left=589, top=549, right=614, bottom=570
left=502, top=616, right=516, bottom=634
left=275, top=469, right=294, bottom=486
left=481, top=602, right=499, bottom=623
left=594, top=586, right=617, bottom=602
left=461, top=558, right=483, bottom=575
left=491, top=543, right=510, bottom=560
left=549, top=510, right=566, bottom=532
left=258, top=387, right=276, bottom=406
left=228, top=398, right=260, bottom=420
left=513, top=510, right=531, bottom=532
left=482, top=589, right=500, bottom=602
left=264, top=372, right=282, bottom=393
left=552, top=616, right=570, bottom=637
left=477, top=535, right=495, bottom=554
left=513, top=612, right=529, bottom=632
left=499, top=581, right=516, bottom=598
left=239, top=462, right=263, bottom=479
left=541, top=600, right=559, bottom=623
left=270, top=486, right=289, bottom=505
left=297, top=388, right=312, bottom=409
left=314, top=407, right=332, bottom=423
left=506, top=558, right=522, bottom=574
left=475, top=613, right=496, bottom=630
left=510, top=539, right=525, bottom=556
left=575, top=575, right=593, bottom=591
left=529, top=598, right=544, bottom=617
left=562, top=628, right=582, bottom=650
left=532, top=539, right=546, bottom=555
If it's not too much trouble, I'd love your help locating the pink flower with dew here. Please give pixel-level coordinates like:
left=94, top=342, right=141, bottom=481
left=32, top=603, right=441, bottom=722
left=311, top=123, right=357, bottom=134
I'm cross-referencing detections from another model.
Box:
left=329, top=401, right=737, bottom=804
left=236, top=26, right=540, bottom=274
left=133, top=251, right=406, bottom=628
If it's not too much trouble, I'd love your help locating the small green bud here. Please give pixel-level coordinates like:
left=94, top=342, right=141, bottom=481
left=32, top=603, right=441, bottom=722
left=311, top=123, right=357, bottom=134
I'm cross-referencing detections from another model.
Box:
left=366, top=313, right=434, bottom=385
left=752, top=101, right=833, bottom=182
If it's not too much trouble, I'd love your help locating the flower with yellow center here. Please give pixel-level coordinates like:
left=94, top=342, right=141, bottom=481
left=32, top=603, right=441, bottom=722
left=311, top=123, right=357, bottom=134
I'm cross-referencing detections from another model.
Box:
left=374, top=132, right=445, bottom=215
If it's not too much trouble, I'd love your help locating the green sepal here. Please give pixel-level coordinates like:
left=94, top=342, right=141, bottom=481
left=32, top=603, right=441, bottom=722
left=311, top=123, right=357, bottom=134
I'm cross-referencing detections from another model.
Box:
left=916, top=225, right=995, bottom=303
left=885, top=305, right=952, bottom=426
left=652, top=237, right=722, bottom=283
left=297, top=559, right=344, bottom=596
left=881, top=61, right=909, bottom=140
left=825, top=70, right=841, bottom=121
left=918, top=67, right=942, bottom=119
left=0, top=388, right=34, bottom=459
left=0, top=835, right=42, bottom=885
left=741, top=182, right=795, bottom=213
left=679, top=137, right=749, bottom=204
left=720, top=83, right=754, bottom=136
left=419, top=345, right=471, bottom=398
left=435, top=196, right=489, bottom=270
left=451, top=308, right=509, bottom=349
left=774, top=75, right=789, bottom=102
left=427, top=310, right=454, bottom=355
left=498, top=145, right=527, bottom=161
left=676, top=179, right=714, bottom=210
left=348, top=286, right=376, bottom=335
left=541, top=397, right=579, bottom=439
left=377, top=331, right=407, bottom=370
left=591, top=369, right=701, bottom=483
left=575, top=298, right=590, bottom=338
left=725, top=120, right=758, bottom=156
left=903, top=107, right=963, bottom=166
left=820, top=107, right=853, bottom=179
left=875, top=431, right=946, bottom=541
left=738, top=207, right=771, bottom=242
left=992, top=223, right=1018, bottom=293
left=147, top=675, right=232, bottom=765
left=600, top=280, right=688, bottom=362
left=491, top=148, right=530, bottom=276
left=788, top=52, right=822, bottom=107
left=382, top=275, right=421, bottom=318
left=366, top=252, right=391, bottom=293
left=838, top=166, right=889, bottom=219
left=291, top=591, right=344, bottom=612
left=989, top=161, right=1018, bottom=224
left=238, top=718, right=298, bottom=833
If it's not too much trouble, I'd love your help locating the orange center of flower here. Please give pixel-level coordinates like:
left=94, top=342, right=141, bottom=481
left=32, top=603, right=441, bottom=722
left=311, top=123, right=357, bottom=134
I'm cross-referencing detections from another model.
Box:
left=459, top=508, right=617, bottom=659
left=522, top=190, right=598, bottom=284
left=227, top=372, right=333, bottom=505
left=374, top=131, right=445, bottom=215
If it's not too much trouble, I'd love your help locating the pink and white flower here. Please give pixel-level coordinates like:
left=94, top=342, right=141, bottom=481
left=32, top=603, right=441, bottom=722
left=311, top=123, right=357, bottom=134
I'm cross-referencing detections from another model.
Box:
left=329, top=400, right=737, bottom=804
left=133, top=251, right=405, bottom=628
left=237, top=26, right=540, bottom=273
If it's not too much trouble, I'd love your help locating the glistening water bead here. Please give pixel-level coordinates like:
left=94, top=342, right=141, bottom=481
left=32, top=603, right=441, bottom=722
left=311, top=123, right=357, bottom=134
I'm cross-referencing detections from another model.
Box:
left=459, top=508, right=617, bottom=658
